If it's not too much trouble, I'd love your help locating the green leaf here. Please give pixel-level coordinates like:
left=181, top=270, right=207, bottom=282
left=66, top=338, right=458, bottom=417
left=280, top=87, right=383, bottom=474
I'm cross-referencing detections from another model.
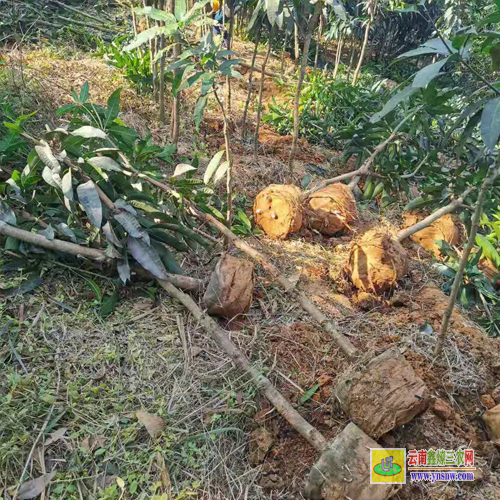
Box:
left=79, top=82, right=89, bottom=103
left=77, top=180, right=103, bottom=228
left=152, top=241, right=184, bottom=275
left=371, top=86, right=418, bottom=123
left=204, top=150, right=225, bottom=184
left=0, top=201, right=16, bottom=225
left=35, top=143, right=61, bottom=172
left=481, top=97, right=500, bottom=151
left=57, top=223, right=77, bottom=243
left=87, top=156, right=122, bottom=172
left=194, top=95, right=208, bottom=131
left=105, top=88, right=121, bottom=128
left=219, top=59, right=241, bottom=76
left=115, top=210, right=150, bottom=244
left=237, top=209, right=251, bottom=230
left=100, top=289, right=120, bottom=317
left=135, top=7, right=176, bottom=24
left=128, top=236, right=168, bottom=280
left=86, top=279, right=102, bottom=303
left=72, top=126, right=107, bottom=140
left=266, top=0, right=280, bottom=25
left=175, top=0, right=186, bottom=20
left=124, top=27, right=164, bottom=51
left=117, top=254, right=131, bottom=284
left=412, top=57, right=449, bottom=88
left=491, top=45, right=500, bottom=71
left=173, top=163, right=197, bottom=177
left=62, top=169, right=73, bottom=201
left=298, top=384, right=320, bottom=404
left=476, top=234, right=500, bottom=267
left=213, top=160, right=229, bottom=184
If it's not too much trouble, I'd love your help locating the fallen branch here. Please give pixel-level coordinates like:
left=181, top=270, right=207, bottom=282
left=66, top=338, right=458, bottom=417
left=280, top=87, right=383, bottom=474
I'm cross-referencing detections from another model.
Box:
left=55, top=15, right=118, bottom=33
left=396, top=185, right=476, bottom=242
left=49, top=0, right=110, bottom=25
left=0, top=223, right=205, bottom=293
left=158, top=280, right=328, bottom=451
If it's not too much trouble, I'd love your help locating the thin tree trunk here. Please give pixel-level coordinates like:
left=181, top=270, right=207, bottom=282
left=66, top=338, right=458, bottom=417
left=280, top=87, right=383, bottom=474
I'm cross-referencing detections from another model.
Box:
left=347, top=38, right=356, bottom=80
left=314, top=14, right=323, bottom=69
left=226, top=0, right=235, bottom=115
left=333, top=35, right=343, bottom=78
left=254, top=26, right=276, bottom=159
left=213, top=89, right=234, bottom=234
left=169, top=0, right=180, bottom=145
left=281, top=29, right=288, bottom=75
left=287, top=2, right=322, bottom=179
left=294, top=21, right=300, bottom=64
left=434, top=164, right=500, bottom=357
left=241, top=19, right=263, bottom=139
left=352, top=19, right=371, bottom=85
left=158, top=0, right=166, bottom=124
left=153, top=0, right=159, bottom=100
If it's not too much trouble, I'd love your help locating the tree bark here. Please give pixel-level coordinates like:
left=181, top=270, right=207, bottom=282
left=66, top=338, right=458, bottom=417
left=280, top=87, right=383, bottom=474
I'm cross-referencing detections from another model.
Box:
left=314, top=13, right=323, bottom=69
left=434, top=164, right=500, bottom=357
left=254, top=25, right=276, bottom=159
left=226, top=0, right=235, bottom=115
left=241, top=18, right=263, bottom=139
left=158, top=0, right=166, bottom=124
left=352, top=20, right=370, bottom=86
left=333, top=35, right=343, bottom=78
left=287, top=1, right=322, bottom=179
left=169, top=0, right=181, bottom=145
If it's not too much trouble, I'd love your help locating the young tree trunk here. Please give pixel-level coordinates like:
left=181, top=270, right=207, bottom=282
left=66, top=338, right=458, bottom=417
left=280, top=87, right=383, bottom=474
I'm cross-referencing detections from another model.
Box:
left=254, top=25, right=276, bottom=159
left=351, top=19, right=371, bottom=86
left=314, top=13, right=323, bottom=69
left=434, top=164, right=500, bottom=357
left=169, top=0, right=180, bottom=145
left=241, top=19, right=263, bottom=139
left=281, top=29, right=288, bottom=76
left=294, top=21, right=300, bottom=64
left=158, top=0, right=166, bottom=124
left=347, top=37, right=356, bottom=80
left=287, top=2, right=322, bottom=179
left=152, top=0, right=159, bottom=100
left=333, top=35, right=344, bottom=78
left=213, top=89, right=234, bottom=234
left=226, top=0, right=235, bottom=115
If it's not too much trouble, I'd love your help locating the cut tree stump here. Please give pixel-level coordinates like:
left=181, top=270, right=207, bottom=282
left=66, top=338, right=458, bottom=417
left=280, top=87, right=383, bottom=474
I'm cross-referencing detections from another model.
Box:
left=203, top=254, right=254, bottom=319
left=334, top=348, right=429, bottom=438
left=305, top=183, right=358, bottom=236
left=304, top=422, right=402, bottom=500
left=254, top=184, right=303, bottom=239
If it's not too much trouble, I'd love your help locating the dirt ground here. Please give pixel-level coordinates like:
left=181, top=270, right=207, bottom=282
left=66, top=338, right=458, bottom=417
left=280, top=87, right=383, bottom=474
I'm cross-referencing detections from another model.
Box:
left=1, top=38, right=500, bottom=500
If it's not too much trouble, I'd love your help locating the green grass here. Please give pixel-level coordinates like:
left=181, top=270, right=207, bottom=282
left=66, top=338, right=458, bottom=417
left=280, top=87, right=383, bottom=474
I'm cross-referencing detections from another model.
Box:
left=0, top=265, right=257, bottom=499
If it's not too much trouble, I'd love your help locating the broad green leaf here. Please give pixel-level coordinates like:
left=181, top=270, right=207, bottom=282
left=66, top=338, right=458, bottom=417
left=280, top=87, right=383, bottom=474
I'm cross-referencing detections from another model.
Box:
left=72, top=126, right=107, bottom=140
left=115, top=210, right=150, bottom=244
left=266, top=0, right=280, bottom=25
left=128, top=236, right=168, bottom=280
left=491, top=45, right=500, bottom=71
left=173, top=163, right=197, bottom=177
left=87, top=156, right=122, bottom=172
left=77, top=180, right=103, bottom=228
left=476, top=234, right=500, bottom=267
left=62, top=169, right=73, bottom=201
left=135, top=7, right=176, bottom=24
left=213, top=160, right=229, bottom=184
left=237, top=209, right=251, bottom=230
left=175, top=0, right=187, bottom=20
left=103, top=221, right=123, bottom=247
left=0, top=201, right=16, bottom=225
left=481, top=97, right=500, bottom=151
left=105, top=88, right=121, bottom=128
left=298, top=384, right=320, bottom=404
left=42, top=166, right=61, bottom=189
left=35, top=143, right=61, bottom=172
left=204, top=150, right=225, bottom=184
left=398, top=46, right=440, bottom=59
left=124, top=27, right=164, bottom=51
left=152, top=241, right=184, bottom=275
left=412, top=57, right=449, bottom=88
left=57, top=223, right=77, bottom=243
left=79, top=82, right=89, bottom=103
left=194, top=95, right=208, bottom=131
left=100, top=289, right=120, bottom=317
left=219, top=59, right=241, bottom=75
left=117, top=254, right=131, bottom=284
left=371, top=85, right=418, bottom=123
left=38, top=224, right=55, bottom=241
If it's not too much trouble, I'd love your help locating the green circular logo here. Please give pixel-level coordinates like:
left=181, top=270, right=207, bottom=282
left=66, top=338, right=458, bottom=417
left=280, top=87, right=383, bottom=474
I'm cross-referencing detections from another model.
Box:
left=373, top=463, right=402, bottom=477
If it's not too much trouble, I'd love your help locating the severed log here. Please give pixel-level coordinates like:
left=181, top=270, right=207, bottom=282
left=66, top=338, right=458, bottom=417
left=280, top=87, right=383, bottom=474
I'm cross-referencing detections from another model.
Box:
left=238, top=62, right=284, bottom=79
left=0, top=223, right=204, bottom=293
